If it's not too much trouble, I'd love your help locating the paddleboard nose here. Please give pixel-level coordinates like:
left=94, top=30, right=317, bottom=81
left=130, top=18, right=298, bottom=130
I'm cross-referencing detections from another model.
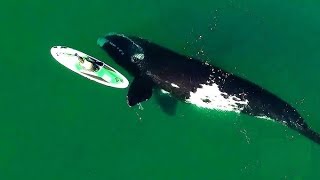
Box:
left=50, top=46, right=59, bottom=57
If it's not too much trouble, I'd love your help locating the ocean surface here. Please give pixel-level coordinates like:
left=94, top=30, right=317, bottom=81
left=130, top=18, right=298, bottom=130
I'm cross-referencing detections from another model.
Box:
left=1, top=0, right=320, bottom=179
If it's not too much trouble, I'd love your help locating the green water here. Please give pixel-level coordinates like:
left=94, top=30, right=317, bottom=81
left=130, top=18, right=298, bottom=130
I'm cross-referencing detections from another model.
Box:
left=1, top=0, right=320, bottom=179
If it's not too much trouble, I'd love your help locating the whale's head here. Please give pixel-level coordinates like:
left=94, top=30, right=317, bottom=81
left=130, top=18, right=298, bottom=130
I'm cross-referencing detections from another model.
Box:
left=97, top=33, right=145, bottom=76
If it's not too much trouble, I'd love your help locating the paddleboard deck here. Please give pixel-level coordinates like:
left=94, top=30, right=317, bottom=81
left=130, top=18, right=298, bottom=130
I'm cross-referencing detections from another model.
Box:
left=50, top=46, right=129, bottom=88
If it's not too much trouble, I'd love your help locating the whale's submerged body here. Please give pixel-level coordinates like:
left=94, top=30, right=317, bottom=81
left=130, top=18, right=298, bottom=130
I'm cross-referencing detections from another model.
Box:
left=97, top=33, right=320, bottom=145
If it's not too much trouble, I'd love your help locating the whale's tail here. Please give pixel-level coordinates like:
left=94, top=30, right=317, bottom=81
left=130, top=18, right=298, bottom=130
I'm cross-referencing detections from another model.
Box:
left=251, top=103, right=320, bottom=144
left=241, top=87, right=320, bottom=145
left=259, top=103, right=320, bottom=145
left=284, top=111, right=320, bottom=145
left=296, top=126, right=320, bottom=145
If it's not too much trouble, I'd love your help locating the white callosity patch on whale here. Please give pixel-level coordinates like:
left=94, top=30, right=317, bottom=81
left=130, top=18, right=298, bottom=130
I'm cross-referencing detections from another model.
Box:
left=185, top=83, right=249, bottom=112
left=109, top=34, right=145, bottom=58
left=131, top=53, right=144, bottom=62
left=108, top=41, right=125, bottom=55
left=171, top=83, right=179, bottom=88
left=117, top=34, right=144, bottom=52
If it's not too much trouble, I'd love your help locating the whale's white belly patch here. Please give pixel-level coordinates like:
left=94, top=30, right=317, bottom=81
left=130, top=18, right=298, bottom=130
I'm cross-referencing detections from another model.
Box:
left=185, top=84, right=249, bottom=113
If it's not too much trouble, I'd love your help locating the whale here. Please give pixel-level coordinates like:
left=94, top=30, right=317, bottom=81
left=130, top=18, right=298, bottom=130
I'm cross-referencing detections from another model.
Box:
left=97, top=33, right=320, bottom=145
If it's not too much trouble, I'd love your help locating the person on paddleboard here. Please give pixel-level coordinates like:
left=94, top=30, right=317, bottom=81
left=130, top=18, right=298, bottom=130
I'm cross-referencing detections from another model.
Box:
left=75, top=53, right=100, bottom=72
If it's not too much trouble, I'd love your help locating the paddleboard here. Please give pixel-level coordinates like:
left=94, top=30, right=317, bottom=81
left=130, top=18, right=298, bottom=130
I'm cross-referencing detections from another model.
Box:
left=50, top=46, right=129, bottom=88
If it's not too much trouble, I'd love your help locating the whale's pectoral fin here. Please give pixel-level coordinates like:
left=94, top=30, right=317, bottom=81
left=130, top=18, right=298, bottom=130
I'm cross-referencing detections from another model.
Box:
left=127, top=76, right=154, bottom=107
left=154, top=89, right=178, bottom=116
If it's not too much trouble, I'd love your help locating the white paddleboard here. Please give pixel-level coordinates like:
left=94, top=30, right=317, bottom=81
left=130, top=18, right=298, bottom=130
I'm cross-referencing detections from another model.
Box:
left=50, top=46, right=129, bottom=88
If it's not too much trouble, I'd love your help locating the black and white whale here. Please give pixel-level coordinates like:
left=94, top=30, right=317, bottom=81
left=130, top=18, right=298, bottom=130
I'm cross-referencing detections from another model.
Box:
left=97, top=33, right=320, bottom=145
